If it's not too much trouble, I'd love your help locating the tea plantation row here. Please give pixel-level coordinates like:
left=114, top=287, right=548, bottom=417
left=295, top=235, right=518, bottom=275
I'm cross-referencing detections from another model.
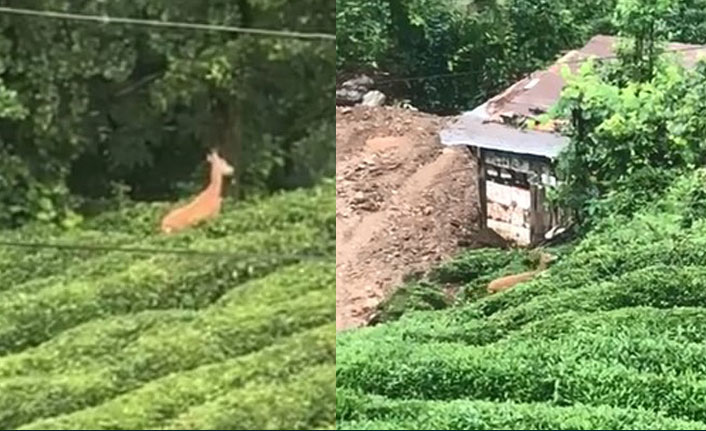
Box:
left=336, top=172, right=706, bottom=429
left=0, top=181, right=335, bottom=429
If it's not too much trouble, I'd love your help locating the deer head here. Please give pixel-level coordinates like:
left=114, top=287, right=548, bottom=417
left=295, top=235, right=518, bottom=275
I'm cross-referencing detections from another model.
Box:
left=531, top=249, right=557, bottom=270
left=206, top=149, right=235, bottom=176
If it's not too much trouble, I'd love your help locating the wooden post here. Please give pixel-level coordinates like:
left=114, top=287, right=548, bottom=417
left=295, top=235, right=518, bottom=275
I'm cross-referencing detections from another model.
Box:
left=476, top=147, right=487, bottom=229
left=529, top=184, right=547, bottom=245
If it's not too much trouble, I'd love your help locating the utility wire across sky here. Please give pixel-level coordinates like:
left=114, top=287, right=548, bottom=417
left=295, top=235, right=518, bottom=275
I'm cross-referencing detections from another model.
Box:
left=0, top=6, right=335, bottom=41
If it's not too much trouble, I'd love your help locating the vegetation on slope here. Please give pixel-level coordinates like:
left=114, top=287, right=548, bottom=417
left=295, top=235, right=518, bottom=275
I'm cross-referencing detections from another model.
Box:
left=337, top=168, right=706, bottom=429
left=0, top=181, right=335, bottom=430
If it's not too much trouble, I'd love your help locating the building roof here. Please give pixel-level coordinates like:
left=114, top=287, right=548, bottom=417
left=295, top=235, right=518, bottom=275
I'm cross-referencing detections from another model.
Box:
left=441, top=34, right=706, bottom=159
left=440, top=114, right=567, bottom=159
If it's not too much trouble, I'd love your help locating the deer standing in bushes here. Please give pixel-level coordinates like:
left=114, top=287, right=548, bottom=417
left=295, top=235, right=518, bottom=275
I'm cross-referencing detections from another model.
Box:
left=161, top=149, right=235, bottom=234
left=487, top=250, right=556, bottom=294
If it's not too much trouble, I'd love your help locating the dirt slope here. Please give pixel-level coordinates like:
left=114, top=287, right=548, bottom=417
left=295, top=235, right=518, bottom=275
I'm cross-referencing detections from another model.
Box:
left=336, top=106, right=481, bottom=331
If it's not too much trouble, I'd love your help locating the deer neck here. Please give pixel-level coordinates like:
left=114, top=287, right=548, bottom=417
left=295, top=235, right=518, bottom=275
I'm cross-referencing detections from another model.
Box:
left=205, top=166, right=224, bottom=199
left=536, top=255, right=550, bottom=271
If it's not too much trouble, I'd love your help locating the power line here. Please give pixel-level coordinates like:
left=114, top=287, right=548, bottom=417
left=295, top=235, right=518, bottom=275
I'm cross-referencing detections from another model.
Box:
left=374, top=44, right=706, bottom=85
left=0, top=240, right=332, bottom=261
left=0, top=6, right=335, bottom=41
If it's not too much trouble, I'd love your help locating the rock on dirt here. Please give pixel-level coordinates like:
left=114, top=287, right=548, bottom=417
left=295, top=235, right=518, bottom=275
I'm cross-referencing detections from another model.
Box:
left=336, top=106, right=481, bottom=331
left=336, top=75, right=376, bottom=106
left=361, top=90, right=386, bottom=107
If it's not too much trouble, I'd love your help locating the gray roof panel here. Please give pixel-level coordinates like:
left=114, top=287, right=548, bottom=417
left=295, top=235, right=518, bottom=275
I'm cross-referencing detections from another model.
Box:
left=440, top=115, right=569, bottom=159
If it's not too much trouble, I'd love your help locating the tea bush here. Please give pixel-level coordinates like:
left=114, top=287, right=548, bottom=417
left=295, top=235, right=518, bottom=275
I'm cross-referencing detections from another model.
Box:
left=337, top=171, right=706, bottom=429
left=0, top=182, right=334, bottom=429
left=373, top=248, right=535, bottom=323
left=337, top=389, right=706, bottom=430
left=162, top=364, right=335, bottom=430
left=21, top=324, right=334, bottom=430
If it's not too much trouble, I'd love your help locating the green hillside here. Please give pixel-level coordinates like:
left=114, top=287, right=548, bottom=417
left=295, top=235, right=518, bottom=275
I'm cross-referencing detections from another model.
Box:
left=337, top=171, right=706, bottom=429
left=0, top=180, right=335, bottom=430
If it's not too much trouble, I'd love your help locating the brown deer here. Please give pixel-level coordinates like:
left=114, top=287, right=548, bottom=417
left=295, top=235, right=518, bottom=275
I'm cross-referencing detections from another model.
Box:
left=160, top=149, right=235, bottom=234
left=487, top=251, right=556, bottom=294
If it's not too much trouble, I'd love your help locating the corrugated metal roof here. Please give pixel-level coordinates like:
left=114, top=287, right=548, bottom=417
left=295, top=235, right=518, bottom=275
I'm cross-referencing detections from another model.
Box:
left=441, top=34, right=706, bottom=159
left=485, top=35, right=706, bottom=119
left=440, top=114, right=567, bottom=159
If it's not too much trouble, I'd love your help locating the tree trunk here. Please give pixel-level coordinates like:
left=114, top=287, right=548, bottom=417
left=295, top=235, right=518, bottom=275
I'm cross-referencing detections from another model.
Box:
left=213, top=99, right=242, bottom=199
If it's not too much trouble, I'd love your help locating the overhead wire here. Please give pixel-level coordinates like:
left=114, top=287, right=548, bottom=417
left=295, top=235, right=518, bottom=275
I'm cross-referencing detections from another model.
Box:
left=0, top=6, right=335, bottom=41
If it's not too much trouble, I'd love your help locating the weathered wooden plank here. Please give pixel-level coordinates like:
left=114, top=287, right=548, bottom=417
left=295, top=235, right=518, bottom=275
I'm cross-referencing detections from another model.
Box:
left=478, top=147, right=488, bottom=229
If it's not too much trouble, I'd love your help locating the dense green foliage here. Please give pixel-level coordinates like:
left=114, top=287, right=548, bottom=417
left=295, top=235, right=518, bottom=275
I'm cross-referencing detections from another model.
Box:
left=514, top=0, right=706, bottom=225
left=336, top=170, right=706, bottom=429
left=337, top=0, right=613, bottom=112
left=611, top=0, right=672, bottom=82
left=0, top=181, right=334, bottom=429
left=337, top=390, right=706, bottom=430
left=550, top=19, right=706, bottom=222
left=0, top=0, right=334, bottom=227
left=336, top=0, right=706, bottom=113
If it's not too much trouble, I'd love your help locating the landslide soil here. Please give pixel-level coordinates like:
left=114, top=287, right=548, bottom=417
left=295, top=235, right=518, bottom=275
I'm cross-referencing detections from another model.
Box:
left=336, top=106, right=483, bottom=331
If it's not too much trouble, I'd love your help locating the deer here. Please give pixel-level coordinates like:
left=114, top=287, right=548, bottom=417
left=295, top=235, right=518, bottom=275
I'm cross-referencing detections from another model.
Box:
left=160, top=149, right=235, bottom=234
left=487, top=250, right=556, bottom=294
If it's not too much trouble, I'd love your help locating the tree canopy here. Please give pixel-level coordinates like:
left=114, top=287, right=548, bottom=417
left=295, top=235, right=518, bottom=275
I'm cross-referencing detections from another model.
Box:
left=0, top=0, right=334, bottom=228
left=336, top=0, right=706, bottom=113
left=549, top=0, right=706, bottom=225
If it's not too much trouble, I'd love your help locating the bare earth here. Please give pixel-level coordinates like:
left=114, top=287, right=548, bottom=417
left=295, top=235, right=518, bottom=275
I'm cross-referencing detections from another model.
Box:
left=336, top=106, right=481, bottom=331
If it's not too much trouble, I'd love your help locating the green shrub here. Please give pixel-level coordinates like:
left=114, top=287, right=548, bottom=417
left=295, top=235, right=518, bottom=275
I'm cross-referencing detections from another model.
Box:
left=0, top=230, right=137, bottom=289
left=0, top=261, right=332, bottom=378
left=393, top=264, right=706, bottom=345
left=20, top=323, right=335, bottom=430
left=163, top=364, right=335, bottom=430
left=428, top=248, right=529, bottom=285
left=337, top=311, right=706, bottom=422
left=336, top=169, right=706, bottom=428
left=337, top=389, right=706, bottom=430
left=373, top=248, right=532, bottom=323
left=0, top=224, right=329, bottom=355
left=0, top=271, right=333, bottom=429
left=0, top=182, right=334, bottom=428
left=0, top=181, right=334, bottom=291
left=81, top=182, right=334, bottom=238
left=371, top=280, right=451, bottom=324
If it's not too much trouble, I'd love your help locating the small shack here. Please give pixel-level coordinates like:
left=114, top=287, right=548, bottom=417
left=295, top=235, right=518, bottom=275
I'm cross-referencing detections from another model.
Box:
left=440, top=34, right=706, bottom=246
